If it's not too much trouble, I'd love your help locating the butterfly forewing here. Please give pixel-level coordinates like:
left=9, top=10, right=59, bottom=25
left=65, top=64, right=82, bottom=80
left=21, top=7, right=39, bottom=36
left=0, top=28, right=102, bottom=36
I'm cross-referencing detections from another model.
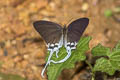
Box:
left=33, top=20, right=63, bottom=44
left=67, top=18, right=89, bottom=43
left=33, top=18, right=89, bottom=77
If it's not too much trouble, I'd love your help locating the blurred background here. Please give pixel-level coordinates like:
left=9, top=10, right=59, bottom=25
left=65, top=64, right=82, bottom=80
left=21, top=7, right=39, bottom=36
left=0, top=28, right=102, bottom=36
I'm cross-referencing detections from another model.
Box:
left=0, top=0, right=120, bottom=80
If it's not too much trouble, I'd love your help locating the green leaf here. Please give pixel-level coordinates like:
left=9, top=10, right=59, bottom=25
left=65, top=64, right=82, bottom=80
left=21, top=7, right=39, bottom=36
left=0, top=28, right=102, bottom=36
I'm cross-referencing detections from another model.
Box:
left=0, top=72, right=27, bottom=80
left=92, top=44, right=110, bottom=57
left=93, top=58, right=116, bottom=75
left=47, top=37, right=91, bottom=80
left=93, top=42, right=120, bottom=75
left=104, top=9, right=113, bottom=18
left=109, top=50, right=120, bottom=69
left=114, top=41, right=120, bottom=50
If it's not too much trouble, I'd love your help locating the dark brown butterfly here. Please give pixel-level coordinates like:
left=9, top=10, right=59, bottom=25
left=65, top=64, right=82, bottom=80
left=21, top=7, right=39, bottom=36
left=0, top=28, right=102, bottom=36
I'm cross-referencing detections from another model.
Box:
left=33, top=18, right=89, bottom=77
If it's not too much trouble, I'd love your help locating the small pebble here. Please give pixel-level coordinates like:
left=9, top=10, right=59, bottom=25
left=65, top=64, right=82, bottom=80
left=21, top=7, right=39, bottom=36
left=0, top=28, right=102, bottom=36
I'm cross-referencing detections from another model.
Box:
left=11, top=40, right=16, bottom=45
left=31, top=65, right=38, bottom=71
left=6, top=40, right=11, bottom=48
left=14, top=56, right=22, bottom=62
left=81, top=3, right=89, bottom=12
left=23, top=54, right=29, bottom=59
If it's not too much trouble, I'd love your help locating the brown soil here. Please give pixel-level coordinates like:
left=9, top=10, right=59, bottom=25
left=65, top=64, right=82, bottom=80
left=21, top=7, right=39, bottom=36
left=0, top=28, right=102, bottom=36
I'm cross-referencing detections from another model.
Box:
left=0, top=0, right=120, bottom=80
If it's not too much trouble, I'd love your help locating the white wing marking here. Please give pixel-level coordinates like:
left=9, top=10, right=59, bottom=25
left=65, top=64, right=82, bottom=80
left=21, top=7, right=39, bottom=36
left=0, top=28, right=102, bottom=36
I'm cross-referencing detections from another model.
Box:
left=41, top=35, right=63, bottom=77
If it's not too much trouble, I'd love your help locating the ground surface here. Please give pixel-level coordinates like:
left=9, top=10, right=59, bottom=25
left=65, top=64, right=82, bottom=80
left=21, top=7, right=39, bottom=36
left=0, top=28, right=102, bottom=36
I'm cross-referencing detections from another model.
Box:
left=0, top=0, right=120, bottom=80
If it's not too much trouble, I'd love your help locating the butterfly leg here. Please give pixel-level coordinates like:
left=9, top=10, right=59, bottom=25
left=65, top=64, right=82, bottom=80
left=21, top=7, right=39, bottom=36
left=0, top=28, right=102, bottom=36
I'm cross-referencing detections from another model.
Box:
left=55, top=35, right=64, bottom=58
left=55, top=50, right=59, bottom=58
left=54, top=47, right=59, bottom=58
left=41, top=49, right=54, bottom=78
left=50, top=46, right=72, bottom=63
left=50, top=42, right=77, bottom=64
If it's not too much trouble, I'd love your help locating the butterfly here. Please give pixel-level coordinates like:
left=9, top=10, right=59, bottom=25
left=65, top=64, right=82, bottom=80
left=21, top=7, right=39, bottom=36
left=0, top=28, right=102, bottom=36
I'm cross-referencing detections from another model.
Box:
left=33, top=18, right=89, bottom=77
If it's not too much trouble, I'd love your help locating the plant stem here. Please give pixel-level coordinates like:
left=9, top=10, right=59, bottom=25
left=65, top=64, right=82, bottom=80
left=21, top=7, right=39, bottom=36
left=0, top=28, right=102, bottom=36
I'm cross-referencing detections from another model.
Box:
left=103, top=73, right=107, bottom=80
left=91, top=76, right=94, bottom=80
left=85, top=60, right=95, bottom=80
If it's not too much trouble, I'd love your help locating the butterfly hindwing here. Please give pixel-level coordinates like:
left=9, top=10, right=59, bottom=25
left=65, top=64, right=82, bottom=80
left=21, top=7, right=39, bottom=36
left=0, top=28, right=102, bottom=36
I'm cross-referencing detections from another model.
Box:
left=67, top=18, right=89, bottom=43
left=33, top=20, right=63, bottom=44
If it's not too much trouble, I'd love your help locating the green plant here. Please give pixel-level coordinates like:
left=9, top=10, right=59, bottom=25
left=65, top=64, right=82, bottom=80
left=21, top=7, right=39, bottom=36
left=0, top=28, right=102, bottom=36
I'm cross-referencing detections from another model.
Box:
left=104, top=9, right=113, bottom=18
left=46, top=37, right=120, bottom=80
left=92, top=42, right=120, bottom=77
left=0, top=72, right=27, bottom=80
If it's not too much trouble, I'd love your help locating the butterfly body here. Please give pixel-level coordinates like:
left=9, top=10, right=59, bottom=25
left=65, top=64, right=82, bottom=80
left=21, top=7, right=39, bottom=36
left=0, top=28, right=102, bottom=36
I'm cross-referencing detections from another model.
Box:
left=33, top=18, right=89, bottom=77
left=63, top=26, right=67, bottom=44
